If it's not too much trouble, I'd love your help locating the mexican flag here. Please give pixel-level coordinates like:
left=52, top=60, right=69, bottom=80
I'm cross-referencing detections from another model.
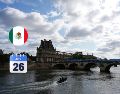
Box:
left=9, top=26, right=28, bottom=46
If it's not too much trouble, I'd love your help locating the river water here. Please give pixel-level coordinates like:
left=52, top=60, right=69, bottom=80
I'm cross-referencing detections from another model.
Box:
left=0, top=66, right=120, bottom=94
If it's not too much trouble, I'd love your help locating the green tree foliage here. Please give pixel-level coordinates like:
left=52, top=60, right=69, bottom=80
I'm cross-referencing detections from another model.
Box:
left=71, top=52, right=97, bottom=60
left=72, top=52, right=83, bottom=59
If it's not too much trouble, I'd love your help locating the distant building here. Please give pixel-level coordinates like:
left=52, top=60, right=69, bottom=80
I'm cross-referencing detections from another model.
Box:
left=36, top=39, right=97, bottom=63
left=0, top=49, right=3, bottom=55
left=36, top=39, right=70, bottom=63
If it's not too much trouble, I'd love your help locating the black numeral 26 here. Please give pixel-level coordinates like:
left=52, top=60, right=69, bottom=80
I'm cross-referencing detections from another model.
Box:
left=13, top=63, right=24, bottom=71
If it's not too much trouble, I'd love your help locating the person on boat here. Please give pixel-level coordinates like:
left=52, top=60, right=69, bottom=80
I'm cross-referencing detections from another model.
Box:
left=59, top=76, right=67, bottom=81
left=59, top=76, right=63, bottom=81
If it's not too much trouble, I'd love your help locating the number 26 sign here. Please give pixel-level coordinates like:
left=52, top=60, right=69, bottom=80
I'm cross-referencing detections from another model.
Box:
left=10, top=54, right=27, bottom=73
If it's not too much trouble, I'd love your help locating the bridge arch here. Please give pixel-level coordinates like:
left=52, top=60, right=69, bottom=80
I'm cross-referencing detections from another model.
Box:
left=53, top=64, right=65, bottom=69
left=68, top=63, right=78, bottom=70
left=84, top=63, right=97, bottom=71
left=104, top=64, right=117, bottom=72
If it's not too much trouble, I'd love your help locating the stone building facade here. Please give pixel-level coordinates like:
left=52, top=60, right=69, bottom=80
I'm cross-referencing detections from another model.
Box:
left=36, top=39, right=70, bottom=63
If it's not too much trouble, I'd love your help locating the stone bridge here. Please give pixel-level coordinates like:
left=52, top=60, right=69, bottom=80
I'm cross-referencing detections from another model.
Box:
left=50, top=60, right=120, bottom=73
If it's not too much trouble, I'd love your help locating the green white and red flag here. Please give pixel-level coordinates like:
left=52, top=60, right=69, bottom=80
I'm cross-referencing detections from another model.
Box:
left=9, top=26, right=28, bottom=46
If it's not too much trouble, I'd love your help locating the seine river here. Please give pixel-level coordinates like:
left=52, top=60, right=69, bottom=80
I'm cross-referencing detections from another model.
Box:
left=0, top=66, right=120, bottom=94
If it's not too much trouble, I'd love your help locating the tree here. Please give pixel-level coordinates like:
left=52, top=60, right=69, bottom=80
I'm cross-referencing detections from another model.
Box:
left=72, top=52, right=83, bottom=59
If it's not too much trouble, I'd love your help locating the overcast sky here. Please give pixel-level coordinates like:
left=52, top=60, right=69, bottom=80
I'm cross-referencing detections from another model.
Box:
left=0, top=0, right=120, bottom=59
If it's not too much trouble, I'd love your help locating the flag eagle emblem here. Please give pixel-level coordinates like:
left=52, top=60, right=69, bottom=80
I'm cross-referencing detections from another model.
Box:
left=15, top=32, right=22, bottom=39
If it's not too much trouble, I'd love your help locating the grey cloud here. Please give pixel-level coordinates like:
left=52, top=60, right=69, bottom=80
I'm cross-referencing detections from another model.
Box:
left=92, top=25, right=103, bottom=33
left=100, top=10, right=120, bottom=22
left=86, top=10, right=99, bottom=22
left=107, top=40, right=120, bottom=48
left=66, top=27, right=91, bottom=39
left=27, top=40, right=39, bottom=47
left=97, top=47, right=114, bottom=53
left=97, top=40, right=120, bottom=53
left=60, top=40, right=69, bottom=44
left=100, top=15, right=111, bottom=22
left=0, top=39, right=9, bottom=44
